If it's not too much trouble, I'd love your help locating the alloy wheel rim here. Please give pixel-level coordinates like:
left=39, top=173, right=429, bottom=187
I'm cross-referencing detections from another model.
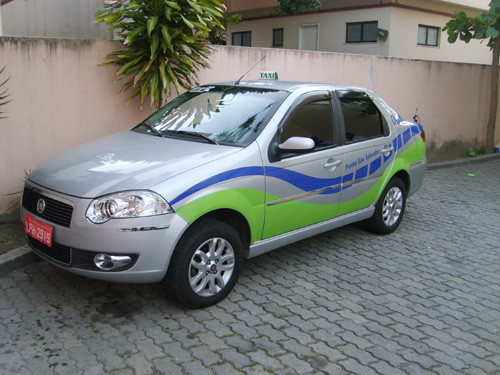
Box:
left=189, top=237, right=235, bottom=297
left=382, top=187, right=403, bottom=226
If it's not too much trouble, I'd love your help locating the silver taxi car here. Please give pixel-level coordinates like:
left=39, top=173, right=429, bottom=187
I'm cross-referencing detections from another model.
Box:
left=22, top=80, right=427, bottom=308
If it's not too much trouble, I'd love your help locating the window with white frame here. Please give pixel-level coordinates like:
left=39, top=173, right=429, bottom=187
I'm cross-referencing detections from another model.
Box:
left=417, top=25, right=439, bottom=47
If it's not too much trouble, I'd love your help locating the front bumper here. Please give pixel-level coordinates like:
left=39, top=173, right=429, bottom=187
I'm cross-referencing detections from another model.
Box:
left=21, top=181, right=189, bottom=283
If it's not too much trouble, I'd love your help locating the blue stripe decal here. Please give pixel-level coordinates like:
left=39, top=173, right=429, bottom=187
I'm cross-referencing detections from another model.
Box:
left=370, top=156, right=381, bottom=175
left=170, top=166, right=264, bottom=205
left=403, top=129, right=411, bottom=145
left=171, top=125, right=424, bottom=205
left=265, top=167, right=342, bottom=193
left=355, top=165, right=368, bottom=180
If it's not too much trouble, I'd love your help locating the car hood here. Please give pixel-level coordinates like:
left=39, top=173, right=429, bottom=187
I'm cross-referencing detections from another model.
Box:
left=28, top=131, right=240, bottom=198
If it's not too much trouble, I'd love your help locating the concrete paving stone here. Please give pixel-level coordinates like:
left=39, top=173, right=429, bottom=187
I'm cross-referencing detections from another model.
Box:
left=339, top=358, right=379, bottom=375
left=1, top=158, right=500, bottom=374
left=152, top=356, right=184, bottom=375
left=280, top=338, right=315, bottom=360
left=251, top=336, right=286, bottom=357
left=393, top=334, right=432, bottom=355
left=371, top=360, right=407, bottom=375
left=366, top=345, right=406, bottom=368
left=144, top=326, right=173, bottom=345
left=190, top=345, right=223, bottom=367
left=277, top=352, right=315, bottom=374
left=170, top=328, right=202, bottom=349
left=218, top=348, right=253, bottom=368
left=247, top=349, right=284, bottom=371
left=456, top=353, right=499, bottom=373
left=82, top=364, right=106, bottom=375
left=196, top=331, right=226, bottom=351
left=434, top=363, right=469, bottom=375
left=283, top=314, right=317, bottom=332
left=224, top=334, right=257, bottom=354
left=282, top=326, right=315, bottom=345
left=428, top=351, right=469, bottom=372
left=125, top=353, right=153, bottom=375
left=399, top=348, right=439, bottom=370
left=180, top=359, right=213, bottom=375
left=387, top=312, right=422, bottom=329
left=255, top=324, right=288, bottom=342
left=310, top=329, right=345, bottom=348
left=160, top=341, right=191, bottom=364
left=339, top=343, right=378, bottom=366
left=228, top=321, right=260, bottom=341
left=340, top=330, right=373, bottom=350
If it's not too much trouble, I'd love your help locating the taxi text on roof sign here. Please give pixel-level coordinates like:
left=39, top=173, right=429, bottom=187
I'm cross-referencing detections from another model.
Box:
left=260, top=71, right=279, bottom=80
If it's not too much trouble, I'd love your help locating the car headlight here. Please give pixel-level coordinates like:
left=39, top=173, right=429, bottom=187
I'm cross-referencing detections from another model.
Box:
left=86, top=191, right=173, bottom=224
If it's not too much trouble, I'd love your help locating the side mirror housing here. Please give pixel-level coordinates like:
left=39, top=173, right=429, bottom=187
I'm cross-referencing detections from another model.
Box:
left=278, top=136, right=315, bottom=153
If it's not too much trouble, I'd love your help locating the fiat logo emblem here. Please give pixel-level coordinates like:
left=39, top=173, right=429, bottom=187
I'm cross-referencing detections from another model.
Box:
left=36, top=199, right=46, bottom=214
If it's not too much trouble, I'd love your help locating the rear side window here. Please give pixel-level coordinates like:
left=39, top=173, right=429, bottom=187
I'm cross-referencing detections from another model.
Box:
left=338, top=91, right=387, bottom=143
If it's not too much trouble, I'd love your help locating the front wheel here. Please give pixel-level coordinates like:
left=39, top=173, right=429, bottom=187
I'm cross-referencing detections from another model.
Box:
left=366, top=177, right=406, bottom=235
left=164, top=219, right=243, bottom=308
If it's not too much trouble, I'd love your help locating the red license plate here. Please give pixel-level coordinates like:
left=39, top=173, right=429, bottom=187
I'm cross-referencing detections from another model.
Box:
left=25, top=214, right=53, bottom=247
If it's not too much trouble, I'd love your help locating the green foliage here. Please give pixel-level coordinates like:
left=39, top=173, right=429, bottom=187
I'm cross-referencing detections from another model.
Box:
left=277, top=0, right=322, bottom=15
left=208, top=13, right=241, bottom=45
left=0, top=66, right=10, bottom=120
left=95, top=0, right=226, bottom=107
left=443, top=0, right=500, bottom=48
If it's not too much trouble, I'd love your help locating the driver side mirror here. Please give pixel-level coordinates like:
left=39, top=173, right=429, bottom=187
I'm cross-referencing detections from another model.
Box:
left=278, top=136, right=315, bottom=153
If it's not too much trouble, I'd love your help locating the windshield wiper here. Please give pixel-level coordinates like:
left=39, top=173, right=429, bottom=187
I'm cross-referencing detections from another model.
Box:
left=170, top=130, right=219, bottom=145
left=135, top=122, right=165, bottom=138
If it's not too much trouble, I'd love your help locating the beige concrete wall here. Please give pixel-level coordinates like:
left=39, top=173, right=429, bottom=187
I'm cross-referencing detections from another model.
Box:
left=0, top=38, right=153, bottom=216
left=0, top=38, right=498, bottom=215
left=1, top=0, right=113, bottom=39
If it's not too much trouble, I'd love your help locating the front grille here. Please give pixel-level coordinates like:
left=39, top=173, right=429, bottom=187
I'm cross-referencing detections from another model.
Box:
left=22, top=188, right=73, bottom=227
left=27, top=236, right=71, bottom=265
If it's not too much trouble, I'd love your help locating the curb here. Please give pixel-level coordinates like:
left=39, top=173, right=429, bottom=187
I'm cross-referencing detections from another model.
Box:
left=427, top=153, right=500, bottom=170
left=0, top=245, right=39, bottom=277
left=1, top=153, right=499, bottom=277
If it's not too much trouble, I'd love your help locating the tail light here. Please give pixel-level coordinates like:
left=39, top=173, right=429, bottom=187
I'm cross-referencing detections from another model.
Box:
left=421, top=130, right=426, bottom=142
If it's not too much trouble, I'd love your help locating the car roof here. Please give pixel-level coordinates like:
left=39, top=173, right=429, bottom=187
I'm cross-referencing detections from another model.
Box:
left=213, top=80, right=365, bottom=93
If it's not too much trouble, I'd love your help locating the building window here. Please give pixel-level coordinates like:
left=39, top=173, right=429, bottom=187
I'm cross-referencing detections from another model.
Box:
left=417, top=25, right=439, bottom=46
left=273, top=28, right=284, bottom=47
left=346, top=21, right=378, bottom=43
left=232, top=31, right=252, bottom=47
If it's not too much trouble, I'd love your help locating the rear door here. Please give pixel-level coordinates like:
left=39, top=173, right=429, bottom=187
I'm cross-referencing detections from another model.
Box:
left=333, top=90, right=395, bottom=216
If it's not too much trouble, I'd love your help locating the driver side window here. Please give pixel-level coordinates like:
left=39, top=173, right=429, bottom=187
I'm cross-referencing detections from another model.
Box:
left=280, top=97, right=335, bottom=149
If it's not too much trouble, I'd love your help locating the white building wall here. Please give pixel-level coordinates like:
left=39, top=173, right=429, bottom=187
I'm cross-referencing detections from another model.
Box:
left=1, top=0, right=112, bottom=39
left=229, top=3, right=492, bottom=65
left=387, top=7, right=491, bottom=64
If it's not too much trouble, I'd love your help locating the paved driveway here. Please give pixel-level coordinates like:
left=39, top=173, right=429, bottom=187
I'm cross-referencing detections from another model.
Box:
left=1, top=158, right=499, bottom=375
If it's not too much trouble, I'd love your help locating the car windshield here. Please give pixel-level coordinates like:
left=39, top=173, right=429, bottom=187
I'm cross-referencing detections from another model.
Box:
left=134, top=85, right=289, bottom=146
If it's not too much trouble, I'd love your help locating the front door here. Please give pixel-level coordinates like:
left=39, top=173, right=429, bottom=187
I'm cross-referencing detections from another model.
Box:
left=262, top=91, right=343, bottom=239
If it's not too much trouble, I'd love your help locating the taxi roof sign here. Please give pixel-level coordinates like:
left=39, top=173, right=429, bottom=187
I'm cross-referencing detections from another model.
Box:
left=260, top=71, right=279, bottom=80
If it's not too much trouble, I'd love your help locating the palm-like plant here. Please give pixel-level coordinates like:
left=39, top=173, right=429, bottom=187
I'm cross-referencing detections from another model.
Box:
left=95, top=0, right=225, bottom=108
left=0, top=66, right=10, bottom=120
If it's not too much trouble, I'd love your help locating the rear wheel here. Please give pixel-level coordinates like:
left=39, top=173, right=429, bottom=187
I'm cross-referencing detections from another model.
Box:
left=164, top=219, right=243, bottom=308
left=366, top=177, right=406, bottom=235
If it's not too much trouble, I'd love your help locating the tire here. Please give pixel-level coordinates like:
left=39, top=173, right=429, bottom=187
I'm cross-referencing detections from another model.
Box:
left=164, top=219, right=243, bottom=308
left=366, top=177, right=407, bottom=235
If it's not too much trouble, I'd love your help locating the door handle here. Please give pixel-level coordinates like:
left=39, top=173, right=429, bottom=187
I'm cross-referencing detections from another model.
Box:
left=324, top=160, right=341, bottom=168
left=382, top=146, right=394, bottom=155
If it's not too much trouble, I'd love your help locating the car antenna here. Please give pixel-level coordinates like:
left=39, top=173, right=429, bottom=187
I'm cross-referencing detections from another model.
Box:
left=235, top=56, right=266, bottom=85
